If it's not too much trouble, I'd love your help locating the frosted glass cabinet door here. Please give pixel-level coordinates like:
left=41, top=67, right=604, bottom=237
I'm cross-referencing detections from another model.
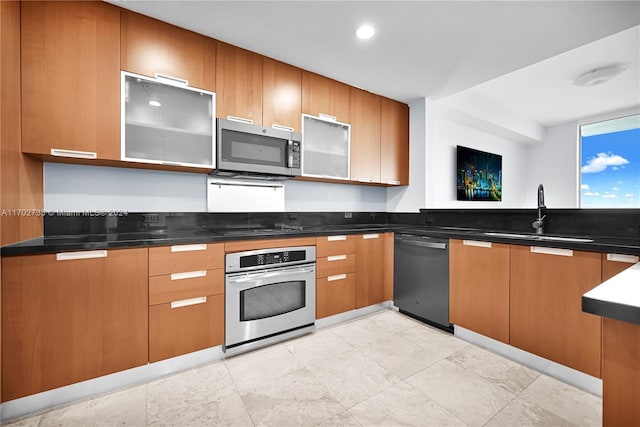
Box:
left=122, top=72, right=216, bottom=168
left=302, top=114, right=350, bottom=179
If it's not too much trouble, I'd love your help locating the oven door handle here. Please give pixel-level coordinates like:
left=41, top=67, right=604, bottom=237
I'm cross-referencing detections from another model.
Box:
left=227, top=267, right=315, bottom=286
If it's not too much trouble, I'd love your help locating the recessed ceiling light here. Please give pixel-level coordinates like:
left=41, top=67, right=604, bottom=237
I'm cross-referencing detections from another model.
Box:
left=149, top=100, right=162, bottom=107
left=356, top=24, right=375, bottom=40
left=573, top=65, right=626, bottom=87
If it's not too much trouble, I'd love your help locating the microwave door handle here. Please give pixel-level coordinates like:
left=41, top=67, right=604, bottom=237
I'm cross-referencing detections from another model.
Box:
left=287, top=140, right=294, bottom=168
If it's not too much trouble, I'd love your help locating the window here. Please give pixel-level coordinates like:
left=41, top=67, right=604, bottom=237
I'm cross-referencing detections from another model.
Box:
left=580, top=114, right=640, bottom=208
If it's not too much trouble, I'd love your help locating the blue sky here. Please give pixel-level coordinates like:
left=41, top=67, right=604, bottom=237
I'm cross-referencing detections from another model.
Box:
left=580, top=127, right=640, bottom=208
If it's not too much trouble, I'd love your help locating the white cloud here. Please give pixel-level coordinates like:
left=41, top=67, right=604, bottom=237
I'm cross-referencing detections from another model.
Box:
left=603, top=194, right=617, bottom=199
left=581, top=152, right=629, bottom=174
left=583, top=192, right=599, bottom=196
left=626, top=193, right=635, bottom=198
left=613, top=187, right=620, bottom=191
left=580, top=184, right=590, bottom=190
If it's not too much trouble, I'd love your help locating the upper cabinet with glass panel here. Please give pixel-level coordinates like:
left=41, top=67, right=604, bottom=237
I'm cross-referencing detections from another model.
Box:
left=121, top=72, right=216, bottom=168
left=302, top=114, right=351, bottom=180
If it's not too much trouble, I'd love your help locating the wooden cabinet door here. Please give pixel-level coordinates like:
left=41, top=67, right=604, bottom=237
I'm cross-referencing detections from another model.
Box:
left=216, top=42, right=263, bottom=124
left=316, top=274, right=356, bottom=319
left=602, top=253, right=638, bottom=280
left=449, top=239, right=510, bottom=344
left=355, top=233, right=386, bottom=308
left=510, top=245, right=602, bottom=377
left=380, top=98, right=409, bottom=186
left=301, top=71, right=350, bottom=123
left=121, top=11, right=216, bottom=91
left=21, top=1, right=120, bottom=160
left=263, top=58, right=302, bottom=132
left=350, top=87, right=381, bottom=183
left=2, top=249, right=148, bottom=400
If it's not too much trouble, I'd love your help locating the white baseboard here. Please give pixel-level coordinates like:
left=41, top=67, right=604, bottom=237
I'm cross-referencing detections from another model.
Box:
left=454, top=326, right=602, bottom=397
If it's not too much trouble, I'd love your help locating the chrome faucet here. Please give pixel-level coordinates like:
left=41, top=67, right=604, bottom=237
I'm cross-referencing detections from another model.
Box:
left=532, top=184, right=546, bottom=234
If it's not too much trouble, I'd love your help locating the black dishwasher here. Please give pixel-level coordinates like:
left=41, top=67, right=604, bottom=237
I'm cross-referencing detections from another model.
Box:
left=394, top=233, right=452, bottom=332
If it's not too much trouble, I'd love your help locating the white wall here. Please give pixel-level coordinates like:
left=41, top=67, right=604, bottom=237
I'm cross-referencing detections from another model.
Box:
left=44, top=162, right=387, bottom=213
left=526, top=121, right=580, bottom=208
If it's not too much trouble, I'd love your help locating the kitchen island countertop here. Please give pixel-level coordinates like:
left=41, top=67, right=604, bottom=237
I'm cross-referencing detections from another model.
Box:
left=583, top=262, right=640, bottom=325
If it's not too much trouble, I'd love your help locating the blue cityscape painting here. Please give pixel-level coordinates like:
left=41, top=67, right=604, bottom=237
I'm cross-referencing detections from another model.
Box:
left=456, top=145, right=502, bottom=201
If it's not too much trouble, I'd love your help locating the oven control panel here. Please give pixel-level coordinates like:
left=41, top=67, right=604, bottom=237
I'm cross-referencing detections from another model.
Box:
left=226, top=246, right=316, bottom=273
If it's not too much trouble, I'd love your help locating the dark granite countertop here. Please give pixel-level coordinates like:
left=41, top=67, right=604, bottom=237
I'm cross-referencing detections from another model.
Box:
left=2, top=223, right=639, bottom=256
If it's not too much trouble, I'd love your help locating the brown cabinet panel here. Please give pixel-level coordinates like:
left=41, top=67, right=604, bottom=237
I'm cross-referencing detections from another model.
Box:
left=449, top=239, right=510, bottom=344
left=2, top=249, right=148, bottom=400
left=383, top=232, right=394, bottom=301
left=315, top=235, right=357, bottom=258
left=510, top=245, right=602, bottom=377
left=602, top=318, right=640, bottom=426
left=149, top=294, right=224, bottom=362
left=263, top=58, right=302, bottom=132
left=216, top=42, right=263, bottom=123
left=149, top=243, right=224, bottom=276
left=21, top=1, right=120, bottom=160
left=350, top=87, right=381, bottom=183
left=380, top=97, right=409, bottom=185
left=602, top=253, right=637, bottom=280
left=317, top=254, right=356, bottom=278
left=301, top=71, right=350, bottom=123
left=149, top=269, right=224, bottom=305
left=355, top=233, right=385, bottom=308
left=316, top=274, right=356, bottom=319
left=121, top=10, right=216, bottom=91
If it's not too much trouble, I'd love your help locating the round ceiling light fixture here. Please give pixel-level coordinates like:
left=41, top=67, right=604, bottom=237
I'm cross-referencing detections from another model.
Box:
left=573, top=65, right=626, bottom=87
left=356, top=24, right=375, bottom=40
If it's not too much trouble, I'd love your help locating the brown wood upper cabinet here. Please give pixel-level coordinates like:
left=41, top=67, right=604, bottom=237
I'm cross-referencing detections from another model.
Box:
left=216, top=42, right=263, bottom=124
left=121, top=11, right=216, bottom=92
left=381, top=98, right=410, bottom=185
left=350, top=87, right=382, bottom=184
left=21, top=1, right=121, bottom=160
left=449, top=239, right=510, bottom=344
left=1, top=248, right=148, bottom=401
left=263, top=58, right=302, bottom=132
left=301, top=71, right=350, bottom=123
left=510, top=245, right=602, bottom=378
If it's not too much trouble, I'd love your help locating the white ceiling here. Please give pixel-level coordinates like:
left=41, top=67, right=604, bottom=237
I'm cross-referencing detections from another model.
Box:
left=110, top=0, right=640, bottom=127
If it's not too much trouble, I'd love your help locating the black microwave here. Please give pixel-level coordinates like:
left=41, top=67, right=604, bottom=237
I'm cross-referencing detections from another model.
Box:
left=215, top=118, right=302, bottom=177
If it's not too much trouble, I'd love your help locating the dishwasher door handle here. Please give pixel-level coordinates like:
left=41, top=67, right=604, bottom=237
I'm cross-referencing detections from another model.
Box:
left=399, top=239, right=447, bottom=250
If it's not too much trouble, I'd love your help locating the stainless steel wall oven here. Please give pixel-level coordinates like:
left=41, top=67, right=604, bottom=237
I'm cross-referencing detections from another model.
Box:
left=224, top=246, right=316, bottom=354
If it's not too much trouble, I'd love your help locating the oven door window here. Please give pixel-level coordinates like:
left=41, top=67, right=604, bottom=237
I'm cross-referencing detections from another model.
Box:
left=240, top=280, right=305, bottom=321
left=221, top=129, right=287, bottom=167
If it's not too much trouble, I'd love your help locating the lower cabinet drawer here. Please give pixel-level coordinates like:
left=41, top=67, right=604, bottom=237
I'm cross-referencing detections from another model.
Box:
left=316, top=273, right=356, bottom=319
left=149, top=269, right=223, bottom=305
left=317, top=254, right=356, bottom=278
left=149, top=294, right=223, bottom=362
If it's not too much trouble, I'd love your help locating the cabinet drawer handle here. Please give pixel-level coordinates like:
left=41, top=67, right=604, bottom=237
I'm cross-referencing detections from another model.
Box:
left=272, top=123, right=294, bottom=132
left=327, top=254, right=347, bottom=262
left=318, top=113, right=337, bottom=121
left=227, top=115, right=253, bottom=124
left=463, top=240, right=492, bottom=248
left=327, top=274, right=347, bottom=282
left=327, top=235, right=347, bottom=241
left=155, top=73, right=188, bottom=86
left=50, top=149, right=97, bottom=159
left=170, top=296, right=207, bottom=309
left=387, top=180, right=400, bottom=185
left=358, top=177, right=373, bottom=183
left=606, top=253, right=639, bottom=263
left=363, top=233, right=379, bottom=239
left=530, top=246, right=573, bottom=257
left=170, top=244, right=207, bottom=253
left=56, top=250, right=107, bottom=261
left=170, top=270, right=207, bottom=281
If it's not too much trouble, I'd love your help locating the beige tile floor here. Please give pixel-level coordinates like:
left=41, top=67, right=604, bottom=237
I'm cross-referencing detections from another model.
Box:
left=3, top=310, right=601, bottom=427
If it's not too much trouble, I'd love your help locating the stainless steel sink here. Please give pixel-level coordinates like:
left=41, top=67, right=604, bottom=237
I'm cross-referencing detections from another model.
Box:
left=482, top=232, right=593, bottom=243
